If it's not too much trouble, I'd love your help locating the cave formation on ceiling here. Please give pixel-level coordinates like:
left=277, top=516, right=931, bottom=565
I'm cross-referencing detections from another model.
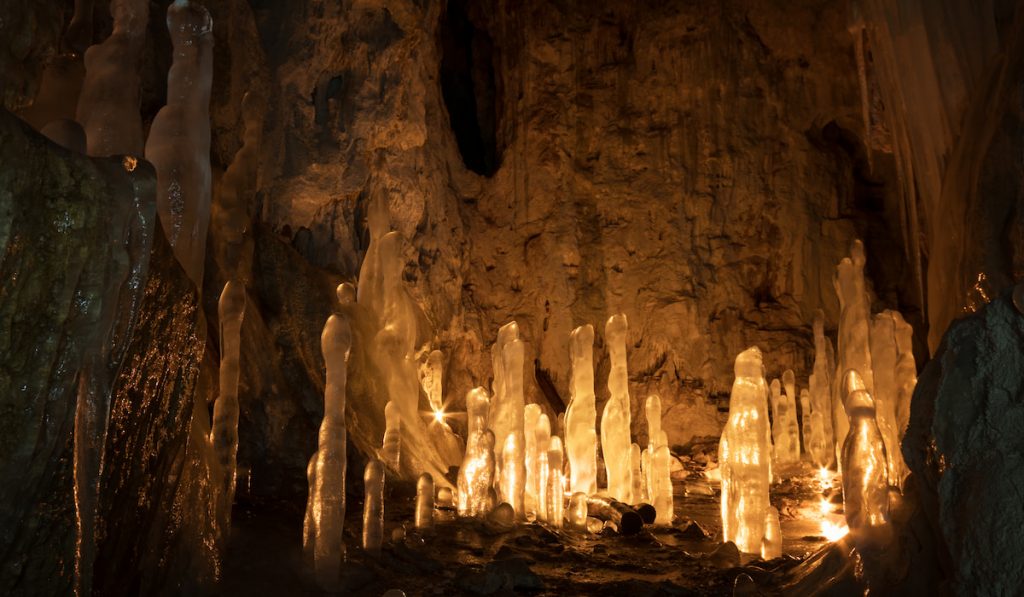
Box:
left=1, top=0, right=1023, bottom=595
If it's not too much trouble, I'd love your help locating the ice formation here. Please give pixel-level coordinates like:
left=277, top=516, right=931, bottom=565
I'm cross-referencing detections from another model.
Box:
left=892, top=313, right=917, bottom=441
left=833, top=240, right=875, bottom=470
left=422, top=350, right=444, bottom=414
left=586, top=495, right=643, bottom=535
left=458, top=414, right=496, bottom=517
left=719, top=347, right=772, bottom=554
left=807, top=409, right=830, bottom=467
left=771, top=379, right=799, bottom=464
left=569, top=492, right=589, bottom=529
left=420, top=349, right=463, bottom=465
left=435, top=487, right=456, bottom=522
left=841, top=389, right=890, bottom=545
left=499, top=433, right=522, bottom=518
left=145, top=0, right=214, bottom=287
left=524, top=404, right=542, bottom=518
left=363, top=460, right=385, bottom=555
left=305, top=314, right=352, bottom=584
left=565, top=324, right=598, bottom=495
left=640, top=448, right=650, bottom=503
left=211, top=281, right=246, bottom=518
left=761, top=506, right=782, bottom=560
left=381, top=401, right=401, bottom=472
left=76, top=0, right=149, bottom=157
left=489, top=324, right=525, bottom=515
left=467, top=386, right=491, bottom=437
left=808, top=311, right=835, bottom=466
left=602, top=314, right=634, bottom=504
left=869, top=311, right=909, bottom=487
left=356, top=196, right=389, bottom=317
left=336, top=282, right=356, bottom=305
left=415, top=473, right=434, bottom=530
left=645, top=395, right=673, bottom=524
left=535, top=414, right=552, bottom=521
left=799, top=389, right=813, bottom=455
left=547, top=436, right=565, bottom=527
left=630, top=443, right=643, bottom=506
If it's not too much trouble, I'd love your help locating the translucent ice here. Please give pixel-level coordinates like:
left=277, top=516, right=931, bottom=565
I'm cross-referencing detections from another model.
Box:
left=771, top=379, right=799, bottom=465
left=211, top=281, right=245, bottom=518
left=547, top=436, right=565, bottom=527
left=422, top=350, right=444, bottom=414
left=719, top=347, right=772, bottom=553
left=458, top=422, right=496, bottom=517
left=467, top=386, right=491, bottom=437
left=145, top=0, right=214, bottom=286
left=602, top=314, right=634, bottom=504
left=381, top=401, right=401, bottom=473
left=652, top=445, right=673, bottom=525
left=565, top=324, right=598, bottom=495
left=415, top=473, right=434, bottom=529
left=630, top=443, right=643, bottom=506
left=869, top=311, right=909, bottom=487
left=833, top=241, right=875, bottom=471
left=535, top=414, right=552, bottom=522
left=760, top=506, right=782, bottom=560
left=363, top=460, right=385, bottom=555
left=356, top=196, right=389, bottom=321
left=799, top=389, right=812, bottom=456
left=892, top=313, right=917, bottom=441
left=524, top=404, right=542, bottom=518
left=841, top=389, right=890, bottom=546
left=491, top=325, right=525, bottom=515
left=76, top=0, right=149, bottom=157
left=305, top=314, right=352, bottom=583
left=569, top=492, right=589, bottom=529
left=336, top=282, right=356, bottom=305
left=499, top=433, right=522, bottom=518
left=809, top=311, right=835, bottom=466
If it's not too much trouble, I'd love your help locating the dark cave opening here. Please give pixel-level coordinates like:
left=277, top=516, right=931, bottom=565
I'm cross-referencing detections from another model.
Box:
left=439, top=0, right=502, bottom=177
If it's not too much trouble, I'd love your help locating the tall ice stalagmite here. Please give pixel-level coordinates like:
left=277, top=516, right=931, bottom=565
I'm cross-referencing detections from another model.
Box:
left=719, top=347, right=772, bottom=554
left=415, top=473, right=434, bottom=530
left=833, top=240, right=875, bottom=470
left=211, top=281, right=245, bottom=519
left=363, top=460, right=385, bottom=555
left=524, top=404, right=542, bottom=517
left=565, top=324, right=598, bottom=495
left=809, top=311, right=835, bottom=466
left=458, top=388, right=495, bottom=517
left=381, top=401, right=401, bottom=473
left=869, top=311, right=909, bottom=487
left=305, top=314, right=352, bottom=584
left=547, top=436, right=564, bottom=527
left=145, top=0, right=213, bottom=287
left=841, top=389, right=890, bottom=546
left=602, top=314, right=634, bottom=504
left=490, top=325, right=525, bottom=514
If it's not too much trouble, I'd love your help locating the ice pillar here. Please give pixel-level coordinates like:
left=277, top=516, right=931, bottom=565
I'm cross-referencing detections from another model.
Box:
left=547, top=436, right=564, bottom=527
left=841, top=389, right=890, bottom=546
left=458, top=389, right=496, bottom=518
left=489, top=324, right=525, bottom=515
left=565, top=324, right=598, bottom=495
left=869, top=311, right=909, bottom=487
left=652, top=444, right=673, bottom=525
left=363, top=460, right=385, bottom=555
left=809, top=310, right=835, bottom=466
left=602, top=314, right=633, bottom=503
left=719, top=347, right=772, bottom=554
left=499, top=433, right=522, bottom=515
left=415, top=473, right=434, bottom=530
left=211, top=281, right=246, bottom=518
left=833, top=240, right=875, bottom=470
left=630, top=443, right=643, bottom=506
left=535, top=414, right=551, bottom=521
left=524, top=404, right=541, bottom=518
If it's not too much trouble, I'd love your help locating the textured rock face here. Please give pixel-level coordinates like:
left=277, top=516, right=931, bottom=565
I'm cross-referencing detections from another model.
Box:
left=904, top=292, right=1024, bottom=594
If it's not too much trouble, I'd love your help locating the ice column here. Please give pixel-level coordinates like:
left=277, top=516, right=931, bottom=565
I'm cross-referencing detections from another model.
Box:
left=870, top=311, right=909, bottom=487
left=490, top=325, right=525, bottom=514
left=306, top=314, right=352, bottom=583
left=420, top=349, right=462, bottom=466
left=76, top=0, right=149, bottom=157
left=771, top=379, right=797, bottom=464
left=761, top=507, right=782, bottom=560
left=719, top=347, right=772, bottom=554
left=211, top=281, right=246, bottom=517
left=524, top=404, right=542, bottom=518
left=415, top=473, right=434, bottom=530
left=565, top=324, right=598, bottom=495
left=841, top=389, right=890, bottom=545
left=809, top=311, right=835, bottom=466
left=602, top=314, right=634, bottom=504
left=363, top=460, right=385, bottom=555
left=381, top=401, right=401, bottom=473
left=547, top=436, right=564, bottom=527
left=833, top=240, right=875, bottom=469
left=145, top=0, right=214, bottom=287
left=467, top=386, right=491, bottom=437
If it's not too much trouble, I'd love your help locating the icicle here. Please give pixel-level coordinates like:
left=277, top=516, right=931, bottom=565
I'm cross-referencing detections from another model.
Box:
left=415, top=473, right=434, bottom=530
left=719, top=347, right=772, bottom=554
left=363, top=460, right=385, bottom=555
left=602, top=314, right=634, bottom=503
left=565, top=324, right=598, bottom=495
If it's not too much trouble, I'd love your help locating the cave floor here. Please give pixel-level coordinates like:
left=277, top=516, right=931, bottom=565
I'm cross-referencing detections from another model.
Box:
left=217, top=462, right=846, bottom=596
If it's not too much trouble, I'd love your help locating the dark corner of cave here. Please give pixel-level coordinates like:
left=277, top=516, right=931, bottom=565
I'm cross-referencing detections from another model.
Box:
left=2, top=0, right=1023, bottom=595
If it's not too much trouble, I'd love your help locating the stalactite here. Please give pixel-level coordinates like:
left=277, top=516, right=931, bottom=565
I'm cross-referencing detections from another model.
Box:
left=565, top=324, right=598, bottom=495
left=602, top=314, right=633, bottom=504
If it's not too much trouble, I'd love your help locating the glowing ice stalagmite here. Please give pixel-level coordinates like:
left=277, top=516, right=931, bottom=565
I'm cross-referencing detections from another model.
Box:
left=870, top=311, right=909, bottom=487
left=547, top=436, right=565, bottom=527
left=459, top=388, right=494, bottom=516
left=420, top=349, right=463, bottom=466
left=491, top=326, right=525, bottom=515
left=630, top=443, right=643, bottom=506
left=305, top=314, right=352, bottom=583
left=602, top=314, right=634, bottom=504
left=569, top=492, right=588, bottom=529
left=467, top=386, right=490, bottom=437
left=524, top=404, right=542, bottom=518
left=809, top=310, right=835, bottom=466
left=833, top=240, right=875, bottom=470
left=652, top=444, right=673, bottom=525
left=799, top=389, right=813, bottom=456
left=363, top=460, right=385, bottom=555
left=565, top=324, right=598, bottom=495
left=145, top=0, right=214, bottom=287
left=719, top=347, right=772, bottom=554
left=771, top=379, right=798, bottom=465
left=536, top=414, right=552, bottom=522
left=211, top=281, right=246, bottom=518
left=640, top=448, right=651, bottom=503
left=841, top=388, right=891, bottom=547
left=381, top=401, right=401, bottom=473
left=76, top=0, right=149, bottom=157
left=892, top=312, right=917, bottom=441
left=422, top=350, right=444, bottom=414
left=415, top=473, right=434, bottom=530
left=499, top=433, right=522, bottom=518
left=761, top=506, right=782, bottom=560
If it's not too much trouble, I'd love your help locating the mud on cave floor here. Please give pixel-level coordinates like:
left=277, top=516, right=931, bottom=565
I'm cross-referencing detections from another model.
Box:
left=217, top=463, right=842, bottom=596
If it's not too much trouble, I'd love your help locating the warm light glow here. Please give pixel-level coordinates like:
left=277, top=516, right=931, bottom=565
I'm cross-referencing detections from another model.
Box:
left=821, top=519, right=849, bottom=542
left=818, top=467, right=830, bottom=485
left=818, top=499, right=832, bottom=516
left=433, top=408, right=445, bottom=424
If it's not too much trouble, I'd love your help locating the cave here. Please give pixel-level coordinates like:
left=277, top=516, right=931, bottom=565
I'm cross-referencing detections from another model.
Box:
left=1, top=0, right=1022, bottom=595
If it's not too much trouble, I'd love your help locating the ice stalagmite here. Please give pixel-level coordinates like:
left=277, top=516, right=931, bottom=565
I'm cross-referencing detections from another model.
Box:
left=569, top=492, right=588, bottom=529
left=892, top=313, right=917, bottom=441
left=769, top=378, right=782, bottom=428
left=491, top=326, right=525, bottom=515
left=761, top=507, right=782, bottom=560
left=76, top=0, right=149, bottom=157
left=841, top=389, right=890, bottom=546
left=363, top=460, right=385, bottom=555
left=869, top=312, right=909, bottom=487
left=719, top=347, right=772, bottom=554
left=499, top=433, right=522, bottom=517
left=337, top=282, right=356, bottom=305
left=459, top=388, right=494, bottom=516
left=630, top=444, right=643, bottom=505
left=548, top=436, right=565, bottom=527
left=211, top=281, right=246, bottom=518
left=524, top=404, right=542, bottom=518
left=565, top=324, right=598, bottom=495
left=306, top=314, right=352, bottom=584
left=799, top=389, right=812, bottom=456
left=640, top=448, right=651, bottom=503
left=381, top=401, right=401, bottom=473
left=536, top=414, right=552, bottom=521
left=771, top=379, right=798, bottom=465
left=415, top=473, right=434, bottom=530
left=422, top=350, right=445, bottom=415
left=602, top=314, right=634, bottom=504
left=145, top=0, right=214, bottom=287
left=652, top=444, right=673, bottom=525
left=646, top=394, right=662, bottom=454
left=808, top=409, right=830, bottom=467
left=467, top=386, right=491, bottom=437
left=420, top=349, right=462, bottom=466
left=833, top=240, right=875, bottom=470
left=809, top=311, right=835, bottom=466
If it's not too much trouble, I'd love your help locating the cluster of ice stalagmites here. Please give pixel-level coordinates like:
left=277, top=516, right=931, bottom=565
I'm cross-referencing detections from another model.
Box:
left=719, top=347, right=772, bottom=554
left=303, top=314, right=352, bottom=584
left=602, top=314, right=634, bottom=504
left=565, top=324, right=598, bottom=495
left=145, top=0, right=214, bottom=287
left=211, top=281, right=246, bottom=519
